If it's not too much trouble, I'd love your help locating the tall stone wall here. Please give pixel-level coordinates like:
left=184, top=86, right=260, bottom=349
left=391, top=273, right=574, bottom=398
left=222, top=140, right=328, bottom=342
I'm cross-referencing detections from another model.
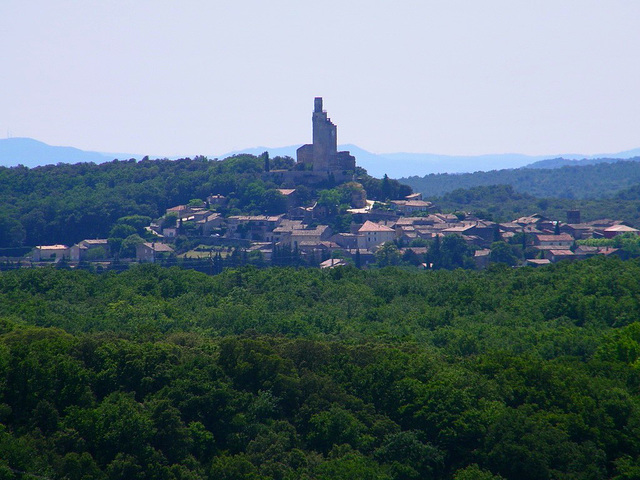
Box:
left=312, top=97, right=338, bottom=171
left=297, top=97, right=355, bottom=174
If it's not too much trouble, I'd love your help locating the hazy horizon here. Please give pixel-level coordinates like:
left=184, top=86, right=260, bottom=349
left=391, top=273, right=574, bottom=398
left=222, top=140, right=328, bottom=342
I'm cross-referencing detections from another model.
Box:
left=4, top=136, right=640, bottom=179
left=2, top=1, right=639, bottom=159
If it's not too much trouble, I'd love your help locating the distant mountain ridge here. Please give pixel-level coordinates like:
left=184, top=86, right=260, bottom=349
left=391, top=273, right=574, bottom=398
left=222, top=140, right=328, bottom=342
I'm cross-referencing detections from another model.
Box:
left=0, top=138, right=111, bottom=168
left=0, top=137, right=144, bottom=168
left=524, top=154, right=640, bottom=169
left=2, top=137, right=640, bottom=178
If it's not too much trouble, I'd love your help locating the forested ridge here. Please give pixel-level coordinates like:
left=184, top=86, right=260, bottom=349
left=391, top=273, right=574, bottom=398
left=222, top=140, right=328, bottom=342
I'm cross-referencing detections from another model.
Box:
left=400, top=159, right=640, bottom=199
left=0, top=158, right=219, bottom=248
left=2, top=259, right=640, bottom=478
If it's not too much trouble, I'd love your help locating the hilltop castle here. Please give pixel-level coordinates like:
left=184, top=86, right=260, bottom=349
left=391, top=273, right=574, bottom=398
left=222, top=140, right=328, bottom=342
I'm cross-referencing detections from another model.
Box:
left=296, top=97, right=356, bottom=173
left=265, top=98, right=356, bottom=185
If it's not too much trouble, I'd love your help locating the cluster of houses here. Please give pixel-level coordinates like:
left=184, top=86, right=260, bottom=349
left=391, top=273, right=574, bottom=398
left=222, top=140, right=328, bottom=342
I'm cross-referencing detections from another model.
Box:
left=31, top=239, right=176, bottom=264
left=488, top=212, right=637, bottom=267
left=25, top=191, right=639, bottom=269
left=218, top=201, right=638, bottom=268
left=24, top=190, right=431, bottom=267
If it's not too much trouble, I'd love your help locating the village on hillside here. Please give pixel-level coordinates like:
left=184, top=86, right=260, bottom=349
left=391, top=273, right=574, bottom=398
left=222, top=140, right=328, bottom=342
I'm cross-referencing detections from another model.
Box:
left=25, top=194, right=637, bottom=270
left=18, top=98, right=640, bottom=270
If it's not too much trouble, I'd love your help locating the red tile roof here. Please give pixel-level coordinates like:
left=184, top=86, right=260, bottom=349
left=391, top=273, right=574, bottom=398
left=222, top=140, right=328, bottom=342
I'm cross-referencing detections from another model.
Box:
left=549, top=249, right=574, bottom=256
left=536, top=234, right=573, bottom=242
left=143, top=243, right=174, bottom=252
left=358, top=221, right=395, bottom=233
left=604, top=225, right=638, bottom=232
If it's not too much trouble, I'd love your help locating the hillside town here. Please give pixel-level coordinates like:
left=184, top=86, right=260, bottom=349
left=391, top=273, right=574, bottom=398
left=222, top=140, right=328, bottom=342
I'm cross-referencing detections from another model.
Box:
left=17, top=98, right=640, bottom=270
left=25, top=191, right=637, bottom=270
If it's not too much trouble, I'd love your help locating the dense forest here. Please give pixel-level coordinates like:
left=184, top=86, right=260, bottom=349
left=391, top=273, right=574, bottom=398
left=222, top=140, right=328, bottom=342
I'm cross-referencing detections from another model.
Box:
left=400, top=159, right=640, bottom=198
left=1, top=259, right=640, bottom=478
left=0, top=155, right=409, bottom=248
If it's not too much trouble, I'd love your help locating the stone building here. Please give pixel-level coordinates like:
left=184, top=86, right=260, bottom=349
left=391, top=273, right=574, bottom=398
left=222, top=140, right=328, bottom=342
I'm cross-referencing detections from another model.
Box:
left=31, top=245, right=69, bottom=262
left=136, top=242, right=174, bottom=263
left=225, top=215, right=284, bottom=241
left=357, top=221, right=396, bottom=250
left=296, top=97, right=356, bottom=174
left=69, top=239, right=110, bottom=262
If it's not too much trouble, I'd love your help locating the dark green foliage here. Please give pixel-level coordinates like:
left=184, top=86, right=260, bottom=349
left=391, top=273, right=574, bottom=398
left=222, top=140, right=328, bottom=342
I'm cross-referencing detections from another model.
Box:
left=116, top=215, right=153, bottom=235
left=0, top=259, right=639, bottom=478
left=358, top=170, right=412, bottom=201
left=270, top=155, right=295, bottom=171
left=375, top=242, right=402, bottom=267
left=489, top=242, right=519, bottom=266
left=0, top=215, right=25, bottom=248
left=260, top=189, right=287, bottom=215
left=108, top=223, right=137, bottom=239
left=118, top=234, right=144, bottom=258
left=426, top=234, right=475, bottom=270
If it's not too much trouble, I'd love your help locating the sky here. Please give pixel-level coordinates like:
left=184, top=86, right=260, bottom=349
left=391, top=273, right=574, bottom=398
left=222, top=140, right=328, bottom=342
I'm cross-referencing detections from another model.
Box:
left=1, top=1, right=639, bottom=158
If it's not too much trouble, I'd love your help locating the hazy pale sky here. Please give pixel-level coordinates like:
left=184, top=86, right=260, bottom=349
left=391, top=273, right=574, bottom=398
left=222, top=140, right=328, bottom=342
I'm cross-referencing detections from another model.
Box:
left=2, top=1, right=639, bottom=157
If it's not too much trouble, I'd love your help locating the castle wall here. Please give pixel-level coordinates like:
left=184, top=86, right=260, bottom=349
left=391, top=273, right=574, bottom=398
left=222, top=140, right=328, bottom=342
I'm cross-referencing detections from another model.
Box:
left=330, top=151, right=355, bottom=171
left=264, top=169, right=352, bottom=185
left=296, top=144, right=313, bottom=166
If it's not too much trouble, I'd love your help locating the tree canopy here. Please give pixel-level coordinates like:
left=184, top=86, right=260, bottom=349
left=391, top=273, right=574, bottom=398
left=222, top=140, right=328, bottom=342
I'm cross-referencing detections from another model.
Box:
left=0, top=259, right=639, bottom=478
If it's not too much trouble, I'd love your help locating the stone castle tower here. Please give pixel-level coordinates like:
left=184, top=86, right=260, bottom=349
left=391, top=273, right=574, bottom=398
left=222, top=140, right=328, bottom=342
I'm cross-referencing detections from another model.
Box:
left=296, top=97, right=356, bottom=173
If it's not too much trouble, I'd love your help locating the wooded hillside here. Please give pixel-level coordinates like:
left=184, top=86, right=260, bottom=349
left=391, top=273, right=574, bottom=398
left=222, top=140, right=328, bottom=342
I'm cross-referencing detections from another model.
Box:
left=0, top=156, right=409, bottom=248
left=400, top=159, right=640, bottom=198
left=1, top=260, right=640, bottom=479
